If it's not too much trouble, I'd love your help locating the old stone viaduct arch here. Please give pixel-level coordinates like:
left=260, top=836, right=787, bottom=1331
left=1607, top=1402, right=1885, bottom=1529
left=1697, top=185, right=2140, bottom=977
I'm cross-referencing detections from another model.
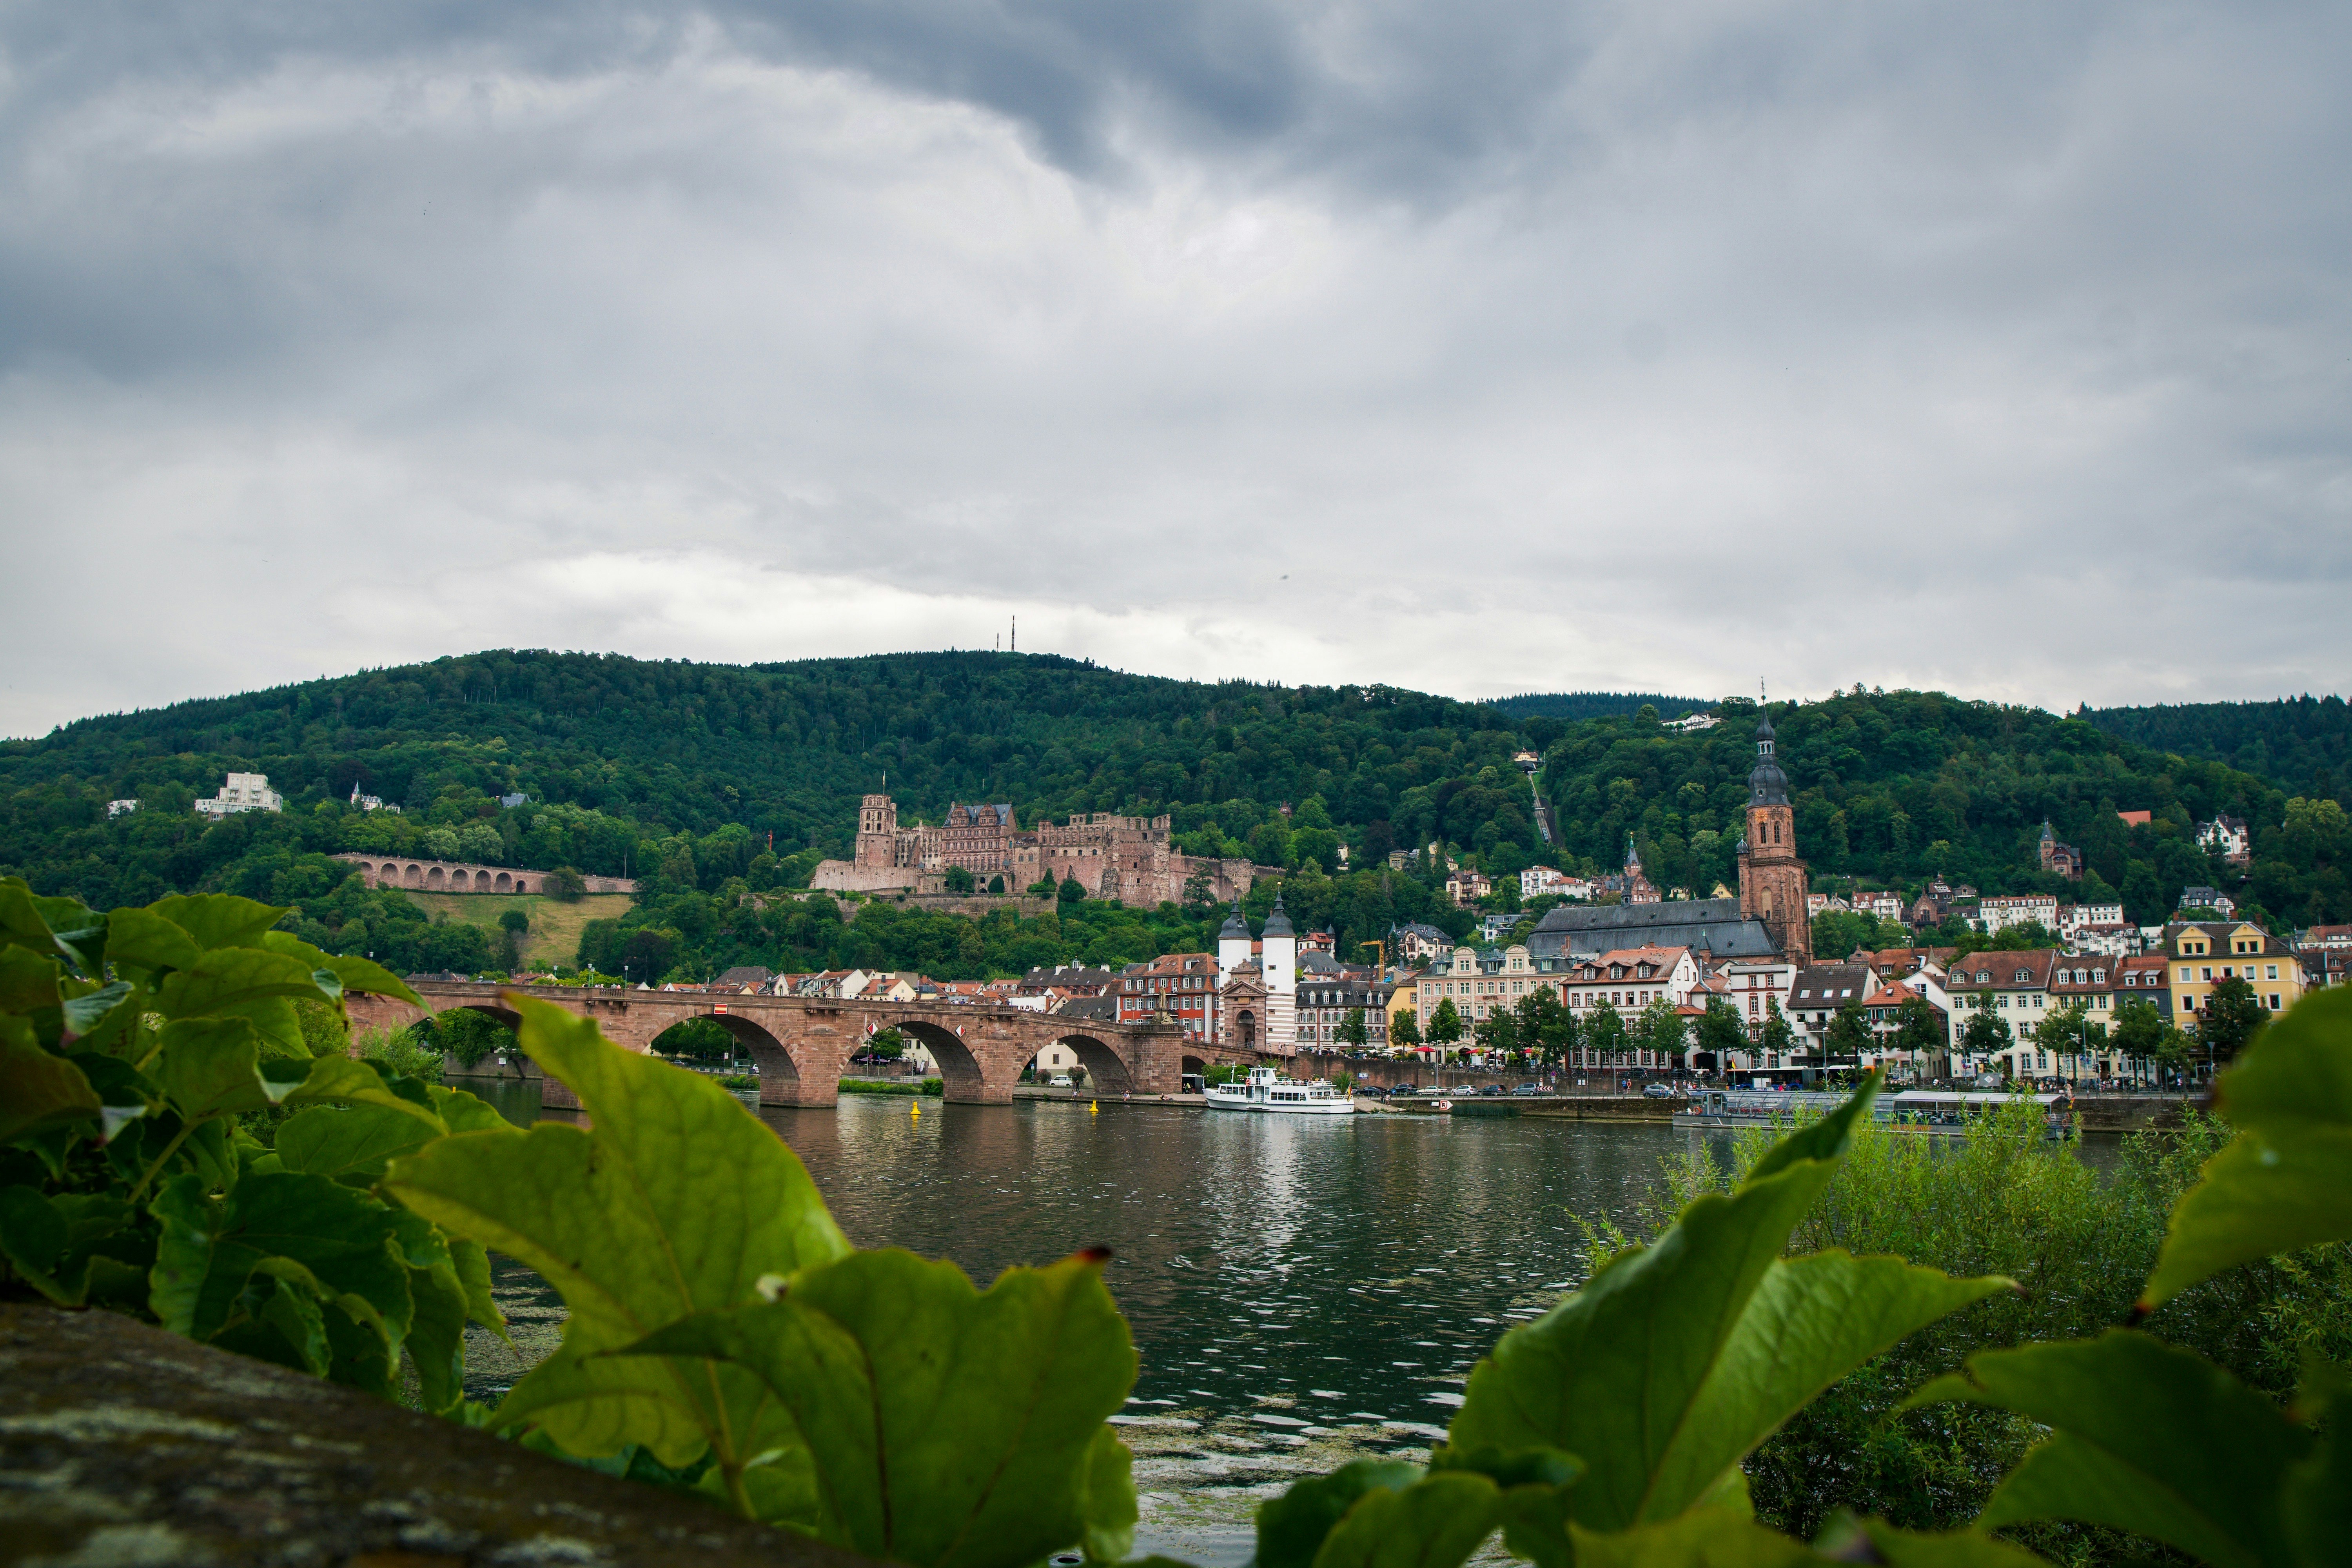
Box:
left=345, top=980, right=1217, bottom=1108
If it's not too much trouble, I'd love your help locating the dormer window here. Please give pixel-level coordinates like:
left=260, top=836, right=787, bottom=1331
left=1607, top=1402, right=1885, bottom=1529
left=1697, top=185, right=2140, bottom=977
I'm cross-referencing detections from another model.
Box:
left=2092, top=969, right=2105, bottom=982
left=2015, top=969, right=2031, bottom=984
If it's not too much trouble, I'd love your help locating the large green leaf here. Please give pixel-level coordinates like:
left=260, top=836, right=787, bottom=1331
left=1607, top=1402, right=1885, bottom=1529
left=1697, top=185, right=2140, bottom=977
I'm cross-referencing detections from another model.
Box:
left=155, top=947, right=335, bottom=1057
left=384, top=995, right=849, bottom=1468
left=1308, top=1471, right=1506, bottom=1568
left=274, top=1104, right=439, bottom=1183
left=104, top=906, right=206, bottom=975
left=1907, top=1330, right=2309, bottom=1568
left=258, top=932, right=421, bottom=1006
left=1448, top=1080, right=2008, bottom=1530
left=1257, top=1460, right=1426, bottom=1568
left=1811, top=1515, right=2050, bottom=1567
left=279, top=1054, right=450, bottom=1127
left=149, top=1170, right=415, bottom=1352
left=619, top=1246, right=1136, bottom=1567
left=0, top=877, right=105, bottom=976
left=0, top=1032, right=100, bottom=1141
left=147, top=893, right=287, bottom=952
left=2141, top=987, right=2352, bottom=1308
left=149, top=1017, right=278, bottom=1120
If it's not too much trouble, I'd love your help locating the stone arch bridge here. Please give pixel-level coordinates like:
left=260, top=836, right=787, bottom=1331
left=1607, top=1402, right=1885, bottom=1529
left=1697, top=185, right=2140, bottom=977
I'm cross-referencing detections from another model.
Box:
left=346, top=981, right=1264, bottom=1108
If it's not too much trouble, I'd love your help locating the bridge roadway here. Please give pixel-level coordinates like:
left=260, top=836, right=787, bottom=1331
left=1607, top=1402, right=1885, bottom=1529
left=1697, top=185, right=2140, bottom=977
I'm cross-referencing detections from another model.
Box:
left=347, top=980, right=1265, bottom=1108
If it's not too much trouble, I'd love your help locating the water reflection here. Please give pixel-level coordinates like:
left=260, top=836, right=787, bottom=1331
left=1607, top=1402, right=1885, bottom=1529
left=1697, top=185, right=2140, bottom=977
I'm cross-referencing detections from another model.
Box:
left=758, top=1099, right=1687, bottom=1562
left=445, top=1083, right=2119, bottom=1564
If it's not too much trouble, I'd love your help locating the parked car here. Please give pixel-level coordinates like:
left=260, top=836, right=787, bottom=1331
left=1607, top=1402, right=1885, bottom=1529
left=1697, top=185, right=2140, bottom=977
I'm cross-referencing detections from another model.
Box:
left=1642, top=1082, right=1676, bottom=1100
left=1512, top=1083, right=1546, bottom=1095
left=1049, top=1074, right=1073, bottom=1087
left=1479, top=1083, right=1505, bottom=1096
left=1391, top=1084, right=1419, bottom=1096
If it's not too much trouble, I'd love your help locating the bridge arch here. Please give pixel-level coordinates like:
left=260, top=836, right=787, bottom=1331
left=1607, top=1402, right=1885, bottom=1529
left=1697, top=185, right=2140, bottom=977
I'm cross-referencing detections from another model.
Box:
left=896, top=1019, right=986, bottom=1101
left=697, top=1010, right=802, bottom=1094
left=1052, top=1032, right=1135, bottom=1094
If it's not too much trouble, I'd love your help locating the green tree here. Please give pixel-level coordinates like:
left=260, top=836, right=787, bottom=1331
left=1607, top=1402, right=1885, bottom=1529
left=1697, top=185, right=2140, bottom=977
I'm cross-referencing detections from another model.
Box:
left=1515, top=986, right=1574, bottom=1063
left=1823, top=999, right=1872, bottom=1073
left=1635, top=996, right=1687, bottom=1066
left=1958, top=992, right=2014, bottom=1065
left=2199, top=975, right=2267, bottom=1065
left=1058, top=875, right=1086, bottom=906
left=1474, top=1007, right=1521, bottom=1056
left=1695, top=996, right=1746, bottom=1069
left=546, top=865, right=587, bottom=902
left=1390, top=1007, right=1423, bottom=1049
left=1426, top=998, right=1465, bottom=1047
left=1586, top=1000, right=1627, bottom=1059
left=1336, top=1007, right=1370, bottom=1049
left=2030, top=1000, right=2104, bottom=1082
left=1890, top=995, right=1945, bottom=1070
left=1760, top=996, right=1795, bottom=1061
left=942, top=865, right=975, bottom=895
left=866, top=1026, right=906, bottom=1061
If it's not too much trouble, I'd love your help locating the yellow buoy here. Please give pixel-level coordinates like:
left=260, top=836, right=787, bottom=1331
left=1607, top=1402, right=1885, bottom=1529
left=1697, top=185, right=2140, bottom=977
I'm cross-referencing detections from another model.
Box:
left=911, top=1100, right=920, bottom=1118
left=1089, top=1099, right=1099, bottom=1114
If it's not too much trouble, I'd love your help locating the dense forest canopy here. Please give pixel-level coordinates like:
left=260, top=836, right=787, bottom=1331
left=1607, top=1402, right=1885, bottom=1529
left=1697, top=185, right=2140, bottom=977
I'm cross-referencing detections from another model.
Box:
left=2, top=652, right=2345, bottom=983
left=2079, top=695, right=2352, bottom=790
left=1481, top=691, right=1707, bottom=721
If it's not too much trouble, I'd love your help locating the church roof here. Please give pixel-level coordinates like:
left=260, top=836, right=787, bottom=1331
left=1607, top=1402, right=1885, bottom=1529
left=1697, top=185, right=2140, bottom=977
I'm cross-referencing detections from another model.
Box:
left=1526, top=897, right=1781, bottom=960
left=1260, top=895, right=1296, bottom=938
left=1219, top=900, right=1251, bottom=939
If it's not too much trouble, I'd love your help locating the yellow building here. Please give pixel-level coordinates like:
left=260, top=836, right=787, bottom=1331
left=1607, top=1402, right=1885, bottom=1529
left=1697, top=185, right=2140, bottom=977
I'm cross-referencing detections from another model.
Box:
left=2165, top=921, right=2304, bottom=1020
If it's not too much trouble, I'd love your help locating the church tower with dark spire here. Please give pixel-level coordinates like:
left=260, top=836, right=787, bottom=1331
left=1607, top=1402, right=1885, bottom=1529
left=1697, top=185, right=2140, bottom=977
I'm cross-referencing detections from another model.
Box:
left=1737, top=713, right=1812, bottom=965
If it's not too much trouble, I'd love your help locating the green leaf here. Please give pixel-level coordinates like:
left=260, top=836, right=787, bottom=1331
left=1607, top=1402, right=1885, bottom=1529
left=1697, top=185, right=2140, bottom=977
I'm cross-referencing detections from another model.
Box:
left=149, top=1171, right=414, bottom=1353
left=448, top=1234, right=510, bottom=1344
left=1449, top=1079, right=2007, bottom=1530
left=147, top=893, right=287, bottom=952
left=1906, top=1330, right=2309, bottom=1568
left=1258, top=1460, right=1427, bottom=1568
left=428, top=1082, right=511, bottom=1134
left=155, top=947, right=336, bottom=1062
left=150, top=1017, right=277, bottom=1120
left=0, top=1033, right=100, bottom=1142
left=279, top=1054, right=450, bottom=1127
left=69, top=1051, right=156, bottom=1143
left=0, top=1184, right=71, bottom=1299
left=2142, top=987, right=2352, bottom=1309
left=1079, top=1426, right=1139, bottom=1564
left=1309, top=1470, right=1505, bottom=1568
left=1569, top=1509, right=1822, bottom=1568
left=275, top=1104, right=439, bottom=1183
left=103, top=906, right=206, bottom=975
left=619, top=1247, right=1134, bottom=1565
left=407, top=1259, right=472, bottom=1416
left=59, top=980, right=135, bottom=1047
left=257, top=934, right=422, bottom=1006
left=255, top=1271, right=334, bottom=1376
left=383, top=994, right=848, bottom=1468
left=1428, top=1446, right=1584, bottom=1568
left=0, top=878, right=104, bottom=976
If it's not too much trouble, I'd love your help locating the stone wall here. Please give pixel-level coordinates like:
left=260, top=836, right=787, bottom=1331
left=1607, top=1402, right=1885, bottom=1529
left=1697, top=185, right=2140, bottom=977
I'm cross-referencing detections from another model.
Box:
left=0, top=1303, right=872, bottom=1568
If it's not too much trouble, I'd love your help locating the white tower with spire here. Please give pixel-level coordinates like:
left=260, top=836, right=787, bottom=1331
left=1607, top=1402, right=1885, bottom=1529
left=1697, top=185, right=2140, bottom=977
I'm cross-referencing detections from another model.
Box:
left=1260, top=894, right=1298, bottom=1053
left=1217, top=899, right=1254, bottom=986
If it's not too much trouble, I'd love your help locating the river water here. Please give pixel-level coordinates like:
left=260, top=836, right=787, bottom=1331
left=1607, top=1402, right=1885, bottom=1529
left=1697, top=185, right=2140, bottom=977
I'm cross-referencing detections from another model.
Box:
left=450, top=1085, right=2091, bottom=1561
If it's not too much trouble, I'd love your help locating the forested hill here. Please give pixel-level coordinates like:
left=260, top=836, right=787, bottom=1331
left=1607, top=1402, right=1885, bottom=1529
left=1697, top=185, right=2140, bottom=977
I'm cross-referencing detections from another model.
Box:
left=2, top=652, right=2348, bottom=982
left=2080, top=697, right=2351, bottom=792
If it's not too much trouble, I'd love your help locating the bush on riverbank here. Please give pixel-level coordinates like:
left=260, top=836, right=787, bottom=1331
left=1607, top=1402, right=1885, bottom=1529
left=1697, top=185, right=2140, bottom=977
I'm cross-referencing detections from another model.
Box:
left=1608, top=1101, right=2352, bottom=1551
left=839, top=1077, right=943, bottom=1096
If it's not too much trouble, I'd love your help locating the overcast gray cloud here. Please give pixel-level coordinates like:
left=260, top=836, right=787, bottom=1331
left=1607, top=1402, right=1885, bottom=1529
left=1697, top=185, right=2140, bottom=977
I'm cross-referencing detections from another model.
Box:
left=2, top=0, right=2347, bottom=737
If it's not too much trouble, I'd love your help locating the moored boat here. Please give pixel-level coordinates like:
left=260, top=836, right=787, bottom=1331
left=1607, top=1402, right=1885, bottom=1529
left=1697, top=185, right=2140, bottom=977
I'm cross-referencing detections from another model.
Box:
left=1203, top=1065, right=1358, bottom=1115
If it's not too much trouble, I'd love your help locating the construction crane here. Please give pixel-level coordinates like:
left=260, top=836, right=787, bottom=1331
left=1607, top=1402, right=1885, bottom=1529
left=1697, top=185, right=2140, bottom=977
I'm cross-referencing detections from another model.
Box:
left=1359, top=940, right=1386, bottom=975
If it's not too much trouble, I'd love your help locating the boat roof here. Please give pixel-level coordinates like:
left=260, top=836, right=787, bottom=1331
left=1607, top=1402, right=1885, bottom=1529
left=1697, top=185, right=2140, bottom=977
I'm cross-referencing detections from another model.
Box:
left=1890, top=1090, right=2064, bottom=1105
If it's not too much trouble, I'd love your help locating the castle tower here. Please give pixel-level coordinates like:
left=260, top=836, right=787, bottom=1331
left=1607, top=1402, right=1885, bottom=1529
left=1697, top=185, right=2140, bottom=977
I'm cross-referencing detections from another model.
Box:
left=1259, top=894, right=1298, bottom=1053
left=854, top=793, right=899, bottom=869
left=1737, top=714, right=1812, bottom=965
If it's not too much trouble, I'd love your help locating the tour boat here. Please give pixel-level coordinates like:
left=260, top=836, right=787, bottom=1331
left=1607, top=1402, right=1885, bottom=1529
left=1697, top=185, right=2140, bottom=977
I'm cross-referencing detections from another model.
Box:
left=1204, top=1065, right=1358, bottom=1115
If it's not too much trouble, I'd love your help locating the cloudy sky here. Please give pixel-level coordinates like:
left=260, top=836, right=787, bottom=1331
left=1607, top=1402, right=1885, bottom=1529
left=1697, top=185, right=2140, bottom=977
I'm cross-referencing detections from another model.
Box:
left=4, top=1, right=2347, bottom=737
